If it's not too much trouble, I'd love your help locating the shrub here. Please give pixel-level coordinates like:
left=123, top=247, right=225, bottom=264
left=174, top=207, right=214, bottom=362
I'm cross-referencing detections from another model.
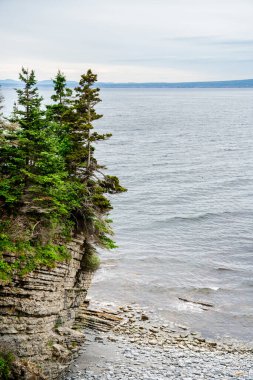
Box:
left=83, top=253, right=101, bottom=271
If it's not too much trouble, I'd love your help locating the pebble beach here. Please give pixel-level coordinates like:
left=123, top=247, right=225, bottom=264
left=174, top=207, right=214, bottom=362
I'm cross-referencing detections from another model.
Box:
left=65, top=305, right=253, bottom=380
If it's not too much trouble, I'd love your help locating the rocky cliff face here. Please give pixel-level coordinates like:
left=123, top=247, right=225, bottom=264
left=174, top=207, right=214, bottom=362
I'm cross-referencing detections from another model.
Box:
left=0, top=234, right=93, bottom=379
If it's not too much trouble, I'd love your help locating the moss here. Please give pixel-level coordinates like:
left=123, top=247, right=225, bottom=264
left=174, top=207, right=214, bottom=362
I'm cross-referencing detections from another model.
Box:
left=0, top=351, right=15, bottom=380
left=84, top=253, right=100, bottom=271
left=47, top=340, right=54, bottom=348
left=54, top=317, right=63, bottom=329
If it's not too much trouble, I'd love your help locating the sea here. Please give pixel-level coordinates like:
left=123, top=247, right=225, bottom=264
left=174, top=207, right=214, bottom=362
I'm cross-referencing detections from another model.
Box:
left=1, top=87, right=253, bottom=342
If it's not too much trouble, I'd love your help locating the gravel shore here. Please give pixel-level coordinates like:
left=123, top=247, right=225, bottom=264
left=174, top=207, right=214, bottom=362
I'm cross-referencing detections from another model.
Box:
left=66, top=305, right=253, bottom=380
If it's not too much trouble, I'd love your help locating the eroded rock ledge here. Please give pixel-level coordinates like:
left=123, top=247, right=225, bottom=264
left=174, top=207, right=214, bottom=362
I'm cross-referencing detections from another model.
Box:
left=0, top=234, right=93, bottom=379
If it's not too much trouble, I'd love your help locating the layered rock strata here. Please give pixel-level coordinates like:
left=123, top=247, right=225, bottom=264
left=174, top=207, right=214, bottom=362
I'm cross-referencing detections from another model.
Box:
left=0, top=235, right=93, bottom=379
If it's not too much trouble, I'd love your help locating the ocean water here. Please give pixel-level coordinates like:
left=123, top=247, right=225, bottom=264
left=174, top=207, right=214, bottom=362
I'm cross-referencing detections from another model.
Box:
left=1, top=88, right=253, bottom=341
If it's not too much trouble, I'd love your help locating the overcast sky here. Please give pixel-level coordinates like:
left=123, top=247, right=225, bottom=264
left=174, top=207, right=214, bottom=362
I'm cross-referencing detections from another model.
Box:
left=1, top=0, right=253, bottom=82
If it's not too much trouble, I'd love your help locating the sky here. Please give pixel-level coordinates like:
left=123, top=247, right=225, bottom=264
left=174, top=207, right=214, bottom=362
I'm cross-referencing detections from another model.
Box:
left=0, top=0, right=253, bottom=82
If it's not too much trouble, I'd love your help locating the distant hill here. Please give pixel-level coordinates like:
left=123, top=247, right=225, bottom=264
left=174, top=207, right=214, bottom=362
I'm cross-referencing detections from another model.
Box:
left=96, top=79, right=253, bottom=88
left=38, top=80, right=78, bottom=87
left=0, top=79, right=78, bottom=88
left=0, top=79, right=21, bottom=87
left=1, top=78, right=253, bottom=89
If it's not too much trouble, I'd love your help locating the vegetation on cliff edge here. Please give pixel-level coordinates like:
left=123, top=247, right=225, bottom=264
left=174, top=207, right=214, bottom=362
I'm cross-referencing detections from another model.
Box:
left=0, top=68, right=126, bottom=283
left=0, top=351, right=14, bottom=379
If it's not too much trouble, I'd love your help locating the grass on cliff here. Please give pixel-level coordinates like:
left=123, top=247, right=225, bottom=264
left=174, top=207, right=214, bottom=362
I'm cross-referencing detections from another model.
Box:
left=0, top=234, right=71, bottom=284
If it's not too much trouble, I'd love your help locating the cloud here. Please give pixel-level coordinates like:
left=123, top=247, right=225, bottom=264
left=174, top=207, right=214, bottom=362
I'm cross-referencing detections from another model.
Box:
left=0, top=60, right=207, bottom=83
left=216, top=39, right=253, bottom=46
left=0, top=0, right=253, bottom=81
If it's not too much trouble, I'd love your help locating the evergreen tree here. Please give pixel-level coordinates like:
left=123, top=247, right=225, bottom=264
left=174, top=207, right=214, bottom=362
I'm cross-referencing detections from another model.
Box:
left=0, top=89, right=3, bottom=115
left=68, top=69, right=126, bottom=250
left=63, top=70, right=105, bottom=176
left=0, top=89, right=7, bottom=145
left=46, top=71, right=73, bottom=159
left=0, top=89, right=4, bottom=137
left=1, top=69, right=78, bottom=237
left=13, top=68, right=43, bottom=130
left=46, top=70, right=72, bottom=125
left=0, top=68, right=126, bottom=284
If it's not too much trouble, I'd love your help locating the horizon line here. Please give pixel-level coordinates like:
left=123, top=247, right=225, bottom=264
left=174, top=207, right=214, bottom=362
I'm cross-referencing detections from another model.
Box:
left=1, top=78, right=253, bottom=84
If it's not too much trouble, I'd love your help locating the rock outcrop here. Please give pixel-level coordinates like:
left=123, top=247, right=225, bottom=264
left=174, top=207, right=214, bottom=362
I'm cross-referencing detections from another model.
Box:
left=0, top=234, right=93, bottom=379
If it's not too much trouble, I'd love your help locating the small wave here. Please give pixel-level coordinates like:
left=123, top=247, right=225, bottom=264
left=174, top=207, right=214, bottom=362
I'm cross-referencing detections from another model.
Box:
left=172, top=299, right=204, bottom=313
left=241, top=280, right=253, bottom=288
left=148, top=284, right=221, bottom=295
left=160, top=210, right=251, bottom=224
left=187, top=286, right=220, bottom=293
left=216, top=267, right=234, bottom=272
left=224, top=148, right=235, bottom=151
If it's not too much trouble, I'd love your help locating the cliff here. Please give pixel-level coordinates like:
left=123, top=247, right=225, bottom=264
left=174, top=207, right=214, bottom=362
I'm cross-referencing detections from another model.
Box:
left=0, top=68, right=126, bottom=379
left=0, top=234, right=93, bottom=379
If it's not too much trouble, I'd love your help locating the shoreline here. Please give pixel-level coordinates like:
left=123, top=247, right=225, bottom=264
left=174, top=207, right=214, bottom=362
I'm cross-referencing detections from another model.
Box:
left=65, top=304, right=253, bottom=380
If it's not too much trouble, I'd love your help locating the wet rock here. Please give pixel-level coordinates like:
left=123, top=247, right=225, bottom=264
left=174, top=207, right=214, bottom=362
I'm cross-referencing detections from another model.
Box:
left=66, top=303, right=253, bottom=380
left=94, top=336, right=104, bottom=343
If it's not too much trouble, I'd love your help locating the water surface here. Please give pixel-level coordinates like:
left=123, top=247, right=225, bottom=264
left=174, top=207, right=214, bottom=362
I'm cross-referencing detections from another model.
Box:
left=2, top=87, right=253, bottom=341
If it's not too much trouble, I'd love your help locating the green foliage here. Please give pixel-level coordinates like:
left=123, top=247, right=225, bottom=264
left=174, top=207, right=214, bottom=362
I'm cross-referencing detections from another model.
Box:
left=0, top=68, right=126, bottom=283
left=46, top=70, right=72, bottom=125
left=0, top=351, right=15, bottom=379
left=47, top=340, right=54, bottom=348
left=99, top=236, right=118, bottom=250
left=0, top=233, right=70, bottom=283
left=83, top=252, right=101, bottom=271
left=54, top=316, right=63, bottom=329
left=0, top=89, right=4, bottom=116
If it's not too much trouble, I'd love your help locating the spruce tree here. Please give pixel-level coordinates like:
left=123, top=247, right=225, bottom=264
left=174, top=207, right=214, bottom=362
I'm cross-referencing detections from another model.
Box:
left=46, top=71, right=73, bottom=159
left=46, top=70, right=72, bottom=125
left=68, top=69, right=126, bottom=251
left=0, top=69, right=76, bottom=282
left=63, top=69, right=106, bottom=176
left=2, top=69, right=78, bottom=240
left=0, top=90, right=3, bottom=115
left=13, top=68, right=43, bottom=131
left=0, top=89, right=4, bottom=137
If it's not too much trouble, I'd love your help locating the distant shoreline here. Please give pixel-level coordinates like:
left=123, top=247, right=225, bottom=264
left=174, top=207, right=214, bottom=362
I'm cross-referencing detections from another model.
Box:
left=1, top=78, right=253, bottom=89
